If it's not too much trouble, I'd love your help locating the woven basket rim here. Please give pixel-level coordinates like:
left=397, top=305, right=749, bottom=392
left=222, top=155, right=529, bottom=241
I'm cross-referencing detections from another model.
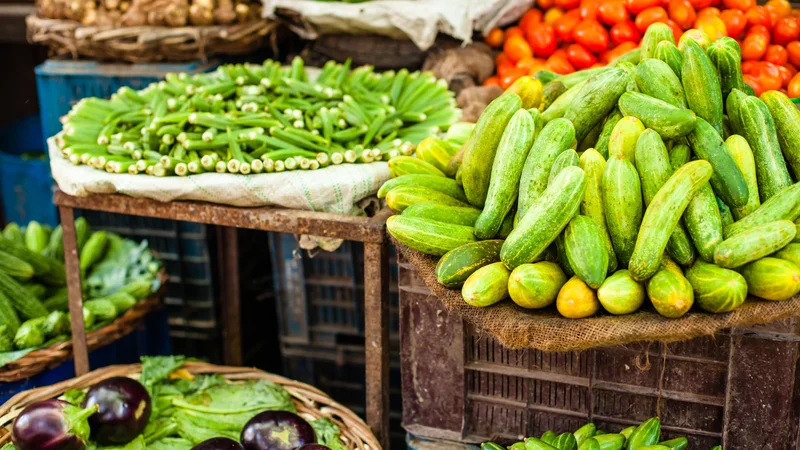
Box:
left=0, top=270, right=168, bottom=382
left=0, top=361, right=380, bottom=450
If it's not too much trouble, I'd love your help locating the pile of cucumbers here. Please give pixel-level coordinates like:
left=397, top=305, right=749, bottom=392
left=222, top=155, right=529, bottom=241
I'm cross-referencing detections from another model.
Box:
left=385, top=22, right=800, bottom=319
left=481, top=418, right=715, bottom=450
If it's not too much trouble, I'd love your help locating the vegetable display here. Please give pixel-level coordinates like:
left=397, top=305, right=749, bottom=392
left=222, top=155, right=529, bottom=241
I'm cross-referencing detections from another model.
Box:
left=0, top=219, right=162, bottom=359
left=481, top=417, right=706, bottom=450
left=484, top=0, right=800, bottom=97
left=3, top=356, right=345, bottom=450
left=54, top=57, right=459, bottom=177
left=385, top=23, right=800, bottom=320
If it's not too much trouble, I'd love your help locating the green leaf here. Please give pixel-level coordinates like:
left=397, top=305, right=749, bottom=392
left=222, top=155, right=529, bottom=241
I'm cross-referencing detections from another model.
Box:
left=139, top=355, right=186, bottom=388
left=312, top=418, right=348, bottom=450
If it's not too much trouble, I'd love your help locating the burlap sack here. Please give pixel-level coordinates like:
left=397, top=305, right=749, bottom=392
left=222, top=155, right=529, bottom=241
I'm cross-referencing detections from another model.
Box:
left=394, top=239, right=800, bottom=351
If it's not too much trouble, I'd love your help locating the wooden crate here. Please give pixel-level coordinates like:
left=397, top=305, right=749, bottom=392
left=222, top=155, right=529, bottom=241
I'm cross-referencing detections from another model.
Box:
left=399, top=256, right=800, bottom=449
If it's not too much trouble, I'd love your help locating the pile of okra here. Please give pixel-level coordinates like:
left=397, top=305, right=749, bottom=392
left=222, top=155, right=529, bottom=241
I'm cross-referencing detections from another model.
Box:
left=54, top=57, right=460, bottom=176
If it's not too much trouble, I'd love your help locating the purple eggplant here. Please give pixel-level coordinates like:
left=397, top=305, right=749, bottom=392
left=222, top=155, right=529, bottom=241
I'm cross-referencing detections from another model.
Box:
left=192, top=437, right=246, bottom=450
left=82, top=376, right=151, bottom=445
left=240, top=411, right=316, bottom=450
left=295, top=445, right=331, bottom=450
left=12, top=399, right=97, bottom=450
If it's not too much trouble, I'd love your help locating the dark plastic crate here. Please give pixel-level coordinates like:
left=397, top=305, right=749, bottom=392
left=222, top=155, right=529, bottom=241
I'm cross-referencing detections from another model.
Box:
left=399, top=255, right=800, bottom=449
left=35, top=59, right=219, bottom=144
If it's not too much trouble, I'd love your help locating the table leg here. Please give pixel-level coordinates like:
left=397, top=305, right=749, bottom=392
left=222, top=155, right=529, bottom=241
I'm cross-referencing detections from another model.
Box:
left=364, top=240, right=390, bottom=449
left=59, top=206, right=89, bottom=375
left=219, top=227, right=243, bottom=366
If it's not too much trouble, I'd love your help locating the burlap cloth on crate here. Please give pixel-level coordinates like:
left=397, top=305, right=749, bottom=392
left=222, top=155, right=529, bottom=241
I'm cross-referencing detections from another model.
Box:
left=394, top=238, right=800, bottom=351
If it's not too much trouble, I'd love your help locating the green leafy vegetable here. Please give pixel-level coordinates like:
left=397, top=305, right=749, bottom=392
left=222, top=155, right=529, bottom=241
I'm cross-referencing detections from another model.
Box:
left=140, top=355, right=186, bottom=388
left=312, top=418, right=348, bottom=450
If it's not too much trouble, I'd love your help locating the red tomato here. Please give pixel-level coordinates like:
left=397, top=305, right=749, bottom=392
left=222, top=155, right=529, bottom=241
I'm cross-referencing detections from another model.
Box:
left=520, top=9, right=543, bottom=32
left=688, top=0, right=713, bottom=10
left=546, top=49, right=576, bottom=74
left=567, top=43, right=598, bottom=69
left=765, top=0, right=792, bottom=19
left=580, top=0, right=599, bottom=20
left=787, top=41, right=800, bottom=67
left=741, top=60, right=757, bottom=73
left=742, top=33, right=769, bottom=60
left=496, top=60, right=516, bottom=78
left=544, top=7, right=565, bottom=24
left=788, top=72, right=800, bottom=97
left=765, top=45, right=788, bottom=65
left=722, top=0, right=754, bottom=11
left=485, top=28, right=505, bottom=48
left=746, top=6, right=772, bottom=28
left=573, top=19, right=611, bottom=52
left=495, top=52, right=509, bottom=66
left=506, top=26, right=525, bottom=40
left=529, top=24, right=559, bottom=57
left=744, top=73, right=765, bottom=95
left=610, top=20, right=642, bottom=45
left=515, top=56, right=538, bottom=72
left=665, top=19, right=684, bottom=41
left=696, top=7, right=720, bottom=20
left=777, top=64, right=793, bottom=87
left=773, top=17, right=800, bottom=45
left=751, top=62, right=783, bottom=90
left=635, top=6, right=669, bottom=32
left=504, top=36, right=533, bottom=62
left=483, top=76, right=501, bottom=87
left=598, top=0, right=629, bottom=25
left=669, top=0, right=697, bottom=29
left=719, top=9, right=747, bottom=38
left=747, top=24, right=771, bottom=41
left=554, top=0, right=580, bottom=9
left=538, top=0, right=555, bottom=9
left=696, top=15, right=727, bottom=41
left=604, top=41, right=639, bottom=62
left=500, top=68, right=527, bottom=89
left=554, top=13, right=582, bottom=43
left=626, top=0, right=661, bottom=15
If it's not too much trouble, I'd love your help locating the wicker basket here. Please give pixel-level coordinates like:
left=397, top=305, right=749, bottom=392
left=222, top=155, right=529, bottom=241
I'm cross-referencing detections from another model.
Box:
left=0, top=361, right=381, bottom=450
left=0, top=272, right=167, bottom=383
left=26, top=15, right=278, bottom=62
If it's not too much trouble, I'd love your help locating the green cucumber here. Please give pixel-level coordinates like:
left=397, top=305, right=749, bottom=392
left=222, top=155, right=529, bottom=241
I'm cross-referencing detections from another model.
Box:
left=725, top=182, right=800, bottom=238
left=541, top=431, right=558, bottom=444
left=385, top=185, right=470, bottom=212
left=625, top=418, right=660, bottom=450
left=761, top=90, right=800, bottom=179
left=378, top=174, right=467, bottom=202
left=654, top=41, right=683, bottom=78
left=686, top=117, right=749, bottom=208
left=593, top=434, right=624, bottom=450
left=564, top=68, right=631, bottom=143
left=574, top=423, right=597, bottom=446
left=580, top=149, right=618, bottom=273
left=658, top=437, right=687, bottom=450
left=714, top=220, right=796, bottom=268
left=578, top=438, right=600, bottom=450
left=508, top=261, right=567, bottom=309
left=641, top=23, right=675, bottom=60
left=609, top=115, right=645, bottom=161
left=619, top=427, right=636, bottom=441
left=540, top=81, right=568, bottom=112
left=707, top=37, right=746, bottom=99
left=741, top=257, right=800, bottom=301
left=686, top=260, right=748, bottom=312
left=435, top=240, right=504, bottom=287
left=402, top=202, right=481, bottom=227
left=542, top=79, right=589, bottom=123
left=461, top=262, right=510, bottom=307
left=518, top=119, right=576, bottom=220
left=502, top=166, right=586, bottom=269
left=549, top=149, right=580, bottom=186
left=683, top=184, right=723, bottom=263
left=630, top=160, right=713, bottom=280
left=718, top=197, right=735, bottom=228
left=603, top=155, right=643, bottom=268
left=634, top=59, right=686, bottom=108
left=726, top=135, right=760, bottom=220
left=618, top=92, right=696, bottom=140
left=497, top=208, right=516, bottom=239
left=525, top=438, right=559, bottom=450
left=388, top=156, right=446, bottom=178
left=595, top=109, right=623, bottom=159
left=634, top=129, right=696, bottom=266
left=739, top=95, right=793, bottom=201
left=726, top=88, right=748, bottom=136
left=564, top=215, right=608, bottom=289
left=387, top=215, right=475, bottom=256
left=553, top=432, right=578, bottom=450
left=597, top=269, right=645, bottom=315
left=669, top=144, right=691, bottom=171
left=475, top=109, right=535, bottom=239
left=482, top=443, right=505, bottom=450
left=776, top=242, right=800, bottom=265
left=461, top=92, right=522, bottom=207
left=647, top=267, right=694, bottom=318
left=682, top=39, right=724, bottom=135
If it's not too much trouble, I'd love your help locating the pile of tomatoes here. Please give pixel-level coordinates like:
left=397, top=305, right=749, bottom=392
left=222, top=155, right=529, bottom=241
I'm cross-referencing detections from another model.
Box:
left=484, top=0, right=800, bottom=97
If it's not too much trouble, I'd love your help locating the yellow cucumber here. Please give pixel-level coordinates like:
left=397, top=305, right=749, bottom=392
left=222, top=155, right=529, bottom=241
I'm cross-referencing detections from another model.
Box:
left=597, top=269, right=645, bottom=315
left=388, top=155, right=445, bottom=177
left=608, top=116, right=645, bottom=161
left=508, top=261, right=567, bottom=309
left=385, top=185, right=470, bottom=212
left=556, top=276, right=600, bottom=319
left=741, top=257, right=800, bottom=301
left=714, top=220, right=797, bottom=268
left=647, top=267, right=694, bottom=318
left=461, top=262, right=510, bottom=307
left=378, top=174, right=467, bottom=202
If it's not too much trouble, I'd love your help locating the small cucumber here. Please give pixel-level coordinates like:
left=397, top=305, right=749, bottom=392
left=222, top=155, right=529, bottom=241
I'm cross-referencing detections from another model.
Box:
left=378, top=174, right=467, bottom=201
left=564, top=215, right=609, bottom=289
left=461, top=262, right=510, bottom=307
left=725, top=135, right=760, bottom=220
left=518, top=119, right=576, bottom=220
left=580, top=149, right=618, bottom=273
left=503, top=166, right=586, bottom=269
left=475, top=109, right=535, bottom=239
left=525, top=438, right=559, bottom=450
left=416, top=137, right=459, bottom=176
left=574, top=423, right=597, bottom=446
left=641, top=23, right=675, bottom=59
left=578, top=438, right=600, bottom=450
left=761, top=90, right=800, bottom=180
left=461, top=92, right=522, bottom=207
left=725, top=182, right=800, bottom=238
left=647, top=267, right=694, bottom=318
left=595, top=109, right=623, bottom=159
left=603, top=155, right=643, bottom=267
left=540, top=80, right=568, bottom=112
left=387, top=215, right=475, bottom=256
left=597, top=269, right=645, bottom=315
left=625, top=418, right=660, bottom=450
left=707, top=37, right=746, bottom=100
left=509, top=261, right=567, bottom=309
left=726, top=88, right=748, bottom=136
left=634, top=59, right=686, bottom=108
left=658, top=437, right=687, bottom=450
left=435, top=240, right=504, bottom=287
left=388, top=155, right=445, bottom=177
left=385, top=185, right=470, bottom=212
left=550, top=150, right=580, bottom=186
left=714, top=220, right=797, bottom=268
left=739, top=95, right=793, bottom=201
left=609, top=116, right=646, bottom=161
left=402, top=202, right=481, bottom=227
left=542, top=79, right=589, bottom=123
left=686, top=260, right=748, bottom=313
left=630, top=160, right=713, bottom=280
left=775, top=242, right=800, bottom=266
left=742, top=257, right=800, bottom=301
left=654, top=41, right=683, bottom=78
left=619, top=427, right=636, bottom=441
left=553, top=432, right=578, bottom=450
left=682, top=39, right=724, bottom=134
left=686, top=117, right=749, bottom=208
left=683, top=184, right=723, bottom=263
left=482, top=443, right=505, bottom=450
left=618, top=92, right=696, bottom=140
left=594, top=434, right=625, bottom=450
left=542, top=431, right=558, bottom=445
left=564, top=68, right=631, bottom=143
left=669, top=144, right=691, bottom=171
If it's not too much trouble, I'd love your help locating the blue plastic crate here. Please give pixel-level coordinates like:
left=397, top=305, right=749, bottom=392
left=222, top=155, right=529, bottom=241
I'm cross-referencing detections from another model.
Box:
left=35, top=59, right=219, bottom=144
left=0, top=308, right=170, bottom=404
left=0, top=115, right=58, bottom=226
